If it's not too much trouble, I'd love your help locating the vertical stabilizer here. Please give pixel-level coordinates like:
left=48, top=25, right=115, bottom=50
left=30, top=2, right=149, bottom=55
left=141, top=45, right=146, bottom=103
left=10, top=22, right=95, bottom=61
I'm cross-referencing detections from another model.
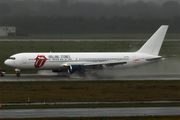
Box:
left=137, top=25, right=168, bottom=56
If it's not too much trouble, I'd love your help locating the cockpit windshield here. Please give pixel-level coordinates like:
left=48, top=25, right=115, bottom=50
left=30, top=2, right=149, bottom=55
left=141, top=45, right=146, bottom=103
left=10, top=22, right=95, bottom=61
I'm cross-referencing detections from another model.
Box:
left=8, top=57, right=16, bottom=60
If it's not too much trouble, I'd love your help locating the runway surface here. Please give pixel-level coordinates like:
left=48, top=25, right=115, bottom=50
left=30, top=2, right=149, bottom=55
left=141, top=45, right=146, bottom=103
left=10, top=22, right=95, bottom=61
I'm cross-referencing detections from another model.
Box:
left=0, top=39, right=179, bottom=41
left=0, top=107, right=179, bottom=118
left=0, top=73, right=180, bottom=81
left=1, top=101, right=180, bottom=106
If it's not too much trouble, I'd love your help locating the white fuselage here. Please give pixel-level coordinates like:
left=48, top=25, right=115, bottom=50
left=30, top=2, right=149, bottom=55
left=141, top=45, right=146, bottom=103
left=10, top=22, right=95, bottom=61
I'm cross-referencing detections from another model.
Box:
left=4, top=52, right=160, bottom=70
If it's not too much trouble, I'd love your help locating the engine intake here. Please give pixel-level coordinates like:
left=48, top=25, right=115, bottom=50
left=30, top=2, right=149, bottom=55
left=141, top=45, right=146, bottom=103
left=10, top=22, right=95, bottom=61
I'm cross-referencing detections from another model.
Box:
left=68, top=65, right=85, bottom=74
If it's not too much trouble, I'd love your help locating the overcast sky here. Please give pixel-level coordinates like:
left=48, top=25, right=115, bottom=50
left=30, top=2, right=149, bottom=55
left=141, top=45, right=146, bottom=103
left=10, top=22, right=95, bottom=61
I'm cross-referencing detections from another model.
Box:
left=72, top=0, right=180, bottom=5
left=1, top=0, right=179, bottom=5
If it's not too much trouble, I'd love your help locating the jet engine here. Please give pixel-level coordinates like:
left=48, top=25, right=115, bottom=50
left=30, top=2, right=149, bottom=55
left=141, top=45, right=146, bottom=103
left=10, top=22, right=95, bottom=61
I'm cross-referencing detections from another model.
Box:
left=68, top=65, right=85, bottom=74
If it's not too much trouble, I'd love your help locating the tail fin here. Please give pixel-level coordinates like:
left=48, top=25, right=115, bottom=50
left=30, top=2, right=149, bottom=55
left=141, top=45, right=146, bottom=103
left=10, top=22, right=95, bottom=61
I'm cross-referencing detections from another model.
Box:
left=137, top=25, right=169, bottom=56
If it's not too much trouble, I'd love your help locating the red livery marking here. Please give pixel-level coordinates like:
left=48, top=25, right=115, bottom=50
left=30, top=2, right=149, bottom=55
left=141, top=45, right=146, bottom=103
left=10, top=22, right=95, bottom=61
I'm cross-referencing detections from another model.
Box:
left=34, top=55, right=47, bottom=68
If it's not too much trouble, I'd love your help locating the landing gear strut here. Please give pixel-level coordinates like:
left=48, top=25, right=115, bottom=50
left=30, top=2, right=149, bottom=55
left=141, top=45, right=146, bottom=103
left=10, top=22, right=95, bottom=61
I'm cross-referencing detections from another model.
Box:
left=15, top=68, right=20, bottom=77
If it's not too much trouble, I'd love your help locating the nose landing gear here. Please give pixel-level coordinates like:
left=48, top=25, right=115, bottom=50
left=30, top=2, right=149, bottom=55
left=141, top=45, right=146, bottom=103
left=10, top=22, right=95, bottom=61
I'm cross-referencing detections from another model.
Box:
left=15, top=68, right=20, bottom=77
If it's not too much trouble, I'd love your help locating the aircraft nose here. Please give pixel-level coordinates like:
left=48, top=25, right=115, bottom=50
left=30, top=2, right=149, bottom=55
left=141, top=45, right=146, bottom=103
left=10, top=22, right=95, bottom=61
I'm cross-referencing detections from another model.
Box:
left=4, top=60, right=11, bottom=66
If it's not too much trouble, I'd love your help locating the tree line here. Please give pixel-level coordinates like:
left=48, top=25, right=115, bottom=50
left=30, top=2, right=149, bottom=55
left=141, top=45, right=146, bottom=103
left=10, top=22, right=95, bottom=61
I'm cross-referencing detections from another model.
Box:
left=1, top=16, right=179, bottom=34
left=0, top=0, right=179, bottom=34
left=0, top=0, right=179, bottom=18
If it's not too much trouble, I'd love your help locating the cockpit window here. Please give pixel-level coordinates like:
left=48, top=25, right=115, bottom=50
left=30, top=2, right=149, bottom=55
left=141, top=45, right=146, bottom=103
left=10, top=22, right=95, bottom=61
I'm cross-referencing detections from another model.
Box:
left=8, top=57, right=16, bottom=60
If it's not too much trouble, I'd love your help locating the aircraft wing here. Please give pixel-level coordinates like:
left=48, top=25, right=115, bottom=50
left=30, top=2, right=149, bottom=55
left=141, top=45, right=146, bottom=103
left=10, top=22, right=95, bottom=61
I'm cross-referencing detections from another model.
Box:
left=84, top=61, right=127, bottom=67
left=63, top=61, right=127, bottom=67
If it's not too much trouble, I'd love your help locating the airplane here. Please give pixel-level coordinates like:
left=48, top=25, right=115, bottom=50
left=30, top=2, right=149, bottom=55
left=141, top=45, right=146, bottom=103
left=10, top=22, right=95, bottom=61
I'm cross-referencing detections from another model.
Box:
left=4, top=25, right=169, bottom=77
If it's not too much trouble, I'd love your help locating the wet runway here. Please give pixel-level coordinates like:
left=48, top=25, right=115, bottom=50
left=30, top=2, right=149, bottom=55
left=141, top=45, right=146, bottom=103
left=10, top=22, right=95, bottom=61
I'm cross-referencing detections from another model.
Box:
left=0, top=107, right=179, bottom=118
left=1, top=101, right=180, bottom=106
left=0, top=73, right=180, bottom=81
left=0, top=39, right=179, bottom=41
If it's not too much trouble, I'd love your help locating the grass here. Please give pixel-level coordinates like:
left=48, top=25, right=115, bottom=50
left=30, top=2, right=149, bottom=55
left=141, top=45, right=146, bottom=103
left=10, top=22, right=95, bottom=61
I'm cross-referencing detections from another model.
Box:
left=0, top=33, right=179, bottom=39
left=0, top=41, right=180, bottom=72
left=0, top=116, right=180, bottom=120
left=0, top=81, right=179, bottom=103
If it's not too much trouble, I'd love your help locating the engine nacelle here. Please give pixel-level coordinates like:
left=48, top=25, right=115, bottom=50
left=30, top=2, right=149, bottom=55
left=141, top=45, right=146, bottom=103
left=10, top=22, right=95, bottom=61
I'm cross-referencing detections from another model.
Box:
left=68, top=65, right=85, bottom=74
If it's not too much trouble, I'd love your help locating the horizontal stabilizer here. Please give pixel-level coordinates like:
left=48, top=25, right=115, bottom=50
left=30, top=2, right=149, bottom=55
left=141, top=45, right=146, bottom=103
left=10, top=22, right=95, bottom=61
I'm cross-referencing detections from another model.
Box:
left=146, top=55, right=176, bottom=61
left=146, top=57, right=163, bottom=61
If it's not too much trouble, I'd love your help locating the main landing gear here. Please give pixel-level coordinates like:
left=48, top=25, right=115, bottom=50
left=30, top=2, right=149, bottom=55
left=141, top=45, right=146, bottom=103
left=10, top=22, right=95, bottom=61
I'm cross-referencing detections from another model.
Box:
left=15, top=68, right=20, bottom=77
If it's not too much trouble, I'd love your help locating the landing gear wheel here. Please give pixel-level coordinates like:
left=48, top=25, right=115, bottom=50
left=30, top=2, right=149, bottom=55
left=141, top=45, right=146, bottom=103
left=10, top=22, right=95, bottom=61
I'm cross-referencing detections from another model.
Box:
left=16, top=73, right=20, bottom=77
